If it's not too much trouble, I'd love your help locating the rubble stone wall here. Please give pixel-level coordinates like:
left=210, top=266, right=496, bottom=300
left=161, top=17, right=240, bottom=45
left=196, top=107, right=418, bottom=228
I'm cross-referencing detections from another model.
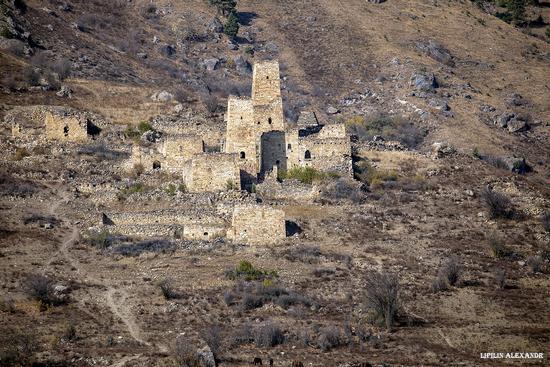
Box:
left=182, top=153, right=241, bottom=192
left=228, top=205, right=286, bottom=245
left=44, top=111, right=89, bottom=142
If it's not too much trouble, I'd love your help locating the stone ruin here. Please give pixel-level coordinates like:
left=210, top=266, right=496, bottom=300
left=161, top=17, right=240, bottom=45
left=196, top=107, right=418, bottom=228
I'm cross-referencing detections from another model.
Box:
left=127, top=60, right=352, bottom=192
left=7, top=105, right=102, bottom=142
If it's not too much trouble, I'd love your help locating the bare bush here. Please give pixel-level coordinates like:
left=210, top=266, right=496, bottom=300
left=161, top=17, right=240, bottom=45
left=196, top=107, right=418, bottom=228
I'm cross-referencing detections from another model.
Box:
left=439, top=256, right=461, bottom=286
left=158, top=278, right=178, bottom=299
left=494, top=268, right=506, bottom=289
left=200, top=325, right=222, bottom=358
left=22, top=274, right=63, bottom=306
left=174, top=335, right=201, bottom=367
left=23, top=66, right=40, bottom=86
left=364, top=271, right=399, bottom=330
left=526, top=256, right=543, bottom=273
left=0, top=327, right=38, bottom=367
left=317, top=326, right=342, bottom=352
left=282, top=245, right=321, bottom=264
left=52, top=58, right=72, bottom=80
left=202, top=94, right=219, bottom=113
left=430, top=275, right=448, bottom=293
left=482, top=188, right=514, bottom=219
left=488, top=235, right=513, bottom=258
left=541, top=211, right=550, bottom=233
left=254, top=322, right=284, bottom=347
left=229, top=323, right=254, bottom=347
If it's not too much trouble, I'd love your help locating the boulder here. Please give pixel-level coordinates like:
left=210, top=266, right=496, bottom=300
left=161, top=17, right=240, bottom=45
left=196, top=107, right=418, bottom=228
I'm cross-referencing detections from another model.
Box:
left=428, top=98, right=449, bottom=111
left=506, top=92, right=525, bottom=107
left=150, top=91, right=173, bottom=102
left=416, top=40, right=455, bottom=66
left=326, top=106, right=339, bottom=115
left=411, top=72, right=438, bottom=92
left=197, top=345, right=216, bottom=367
left=208, top=17, right=223, bottom=33
left=56, top=85, right=73, bottom=98
left=136, top=52, right=148, bottom=59
left=368, top=0, right=386, bottom=3
left=431, top=142, right=455, bottom=158
left=265, top=41, right=279, bottom=53
left=507, top=119, right=527, bottom=133
left=233, top=56, right=251, bottom=74
left=203, top=58, right=219, bottom=71
left=502, top=157, right=529, bottom=174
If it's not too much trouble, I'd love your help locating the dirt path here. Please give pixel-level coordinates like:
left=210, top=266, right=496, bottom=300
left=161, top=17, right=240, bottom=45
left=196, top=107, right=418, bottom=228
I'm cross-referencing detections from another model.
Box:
left=44, top=184, right=168, bottom=365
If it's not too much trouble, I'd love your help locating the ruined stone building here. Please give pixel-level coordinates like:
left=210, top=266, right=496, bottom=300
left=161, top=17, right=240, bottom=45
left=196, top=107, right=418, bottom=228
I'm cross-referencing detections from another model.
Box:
left=224, top=60, right=351, bottom=186
left=126, top=59, right=351, bottom=192
left=7, top=106, right=102, bottom=142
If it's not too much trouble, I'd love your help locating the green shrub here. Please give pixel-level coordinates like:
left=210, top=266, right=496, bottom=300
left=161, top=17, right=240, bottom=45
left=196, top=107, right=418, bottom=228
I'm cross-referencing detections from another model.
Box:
left=165, top=184, right=176, bottom=196
left=137, top=121, right=153, bottom=134
left=85, top=229, right=112, bottom=249
left=223, top=12, right=239, bottom=39
left=226, top=260, right=278, bottom=281
left=226, top=180, right=237, bottom=190
left=117, top=183, right=146, bottom=201
left=346, top=114, right=426, bottom=148
left=124, top=125, right=140, bottom=139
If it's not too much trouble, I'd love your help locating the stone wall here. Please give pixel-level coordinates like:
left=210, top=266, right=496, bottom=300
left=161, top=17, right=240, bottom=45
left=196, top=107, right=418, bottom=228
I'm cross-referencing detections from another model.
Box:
left=182, top=153, right=241, bottom=192
left=228, top=205, right=286, bottom=245
left=102, top=211, right=227, bottom=240
left=44, top=111, right=90, bottom=142
left=161, top=135, right=204, bottom=171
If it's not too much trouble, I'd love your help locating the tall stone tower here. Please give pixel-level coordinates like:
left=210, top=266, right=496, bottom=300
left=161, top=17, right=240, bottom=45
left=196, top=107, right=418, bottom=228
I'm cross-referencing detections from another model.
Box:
left=251, top=60, right=284, bottom=132
left=224, top=60, right=286, bottom=185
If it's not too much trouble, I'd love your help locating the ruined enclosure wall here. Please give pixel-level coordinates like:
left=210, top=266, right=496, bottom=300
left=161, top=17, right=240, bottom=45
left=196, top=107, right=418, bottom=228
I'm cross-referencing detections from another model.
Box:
left=162, top=135, right=204, bottom=171
left=102, top=212, right=226, bottom=240
left=183, top=153, right=241, bottom=192
left=287, top=134, right=352, bottom=175
left=129, top=145, right=163, bottom=171
left=44, top=112, right=89, bottom=142
left=229, top=205, right=286, bottom=245
left=261, top=130, right=287, bottom=173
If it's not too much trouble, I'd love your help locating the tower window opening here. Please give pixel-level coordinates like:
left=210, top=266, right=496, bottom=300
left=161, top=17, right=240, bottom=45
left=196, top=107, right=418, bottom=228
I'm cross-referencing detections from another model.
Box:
left=287, top=143, right=292, bottom=150
left=266, top=76, right=269, bottom=80
left=240, top=151, right=246, bottom=159
left=268, top=117, right=272, bottom=124
left=304, top=150, right=311, bottom=160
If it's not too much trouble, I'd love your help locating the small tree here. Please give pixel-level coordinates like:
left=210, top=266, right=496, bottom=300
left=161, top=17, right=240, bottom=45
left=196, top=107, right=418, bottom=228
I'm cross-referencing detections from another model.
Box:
left=224, top=12, right=239, bottom=39
left=210, top=0, right=237, bottom=16
left=364, top=271, right=399, bottom=330
left=508, top=0, right=526, bottom=24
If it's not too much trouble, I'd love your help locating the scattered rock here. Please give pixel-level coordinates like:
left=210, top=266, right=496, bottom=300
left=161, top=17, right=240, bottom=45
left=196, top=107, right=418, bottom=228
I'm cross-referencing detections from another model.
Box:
left=429, top=98, right=449, bottom=111
left=506, top=92, right=525, bottom=107
left=58, top=3, right=71, bottom=12
left=501, top=157, right=529, bottom=174
left=432, top=142, right=455, bottom=158
left=144, top=130, right=162, bottom=143
left=411, top=72, right=438, bottom=92
left=416, top=39, right=455, bottom=66
left=56, top=85, right=72, bottom=98
left=203, top=58, right=219, bottom=71
left=368, top=0, right=386, bottom=3
left=233, top=55, right=251, bottom=74
left=196, top=345, right=216, bottom=367
left=326, top=106, right=339, bottom=115
left=44, top=222, right=54, bottom=229
left=208, top=17, right=223, bottom=33
left=227, top=42, right=238, bottom=50
left=150, top=91, right=174, bottom=102
left=265, top=41, right=279, bottom=53
left=507, top=119, right=528, bottom=133
left=173, top=104, right=184, bottom=113
left=136, top=52, right=148, bottom=59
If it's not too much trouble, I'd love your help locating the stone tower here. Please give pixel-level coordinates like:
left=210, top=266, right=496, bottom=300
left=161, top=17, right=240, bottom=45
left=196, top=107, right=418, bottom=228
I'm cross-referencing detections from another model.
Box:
left=224, top=60, right=286, bottom=184
left=251, top=60, right=284, bottom=131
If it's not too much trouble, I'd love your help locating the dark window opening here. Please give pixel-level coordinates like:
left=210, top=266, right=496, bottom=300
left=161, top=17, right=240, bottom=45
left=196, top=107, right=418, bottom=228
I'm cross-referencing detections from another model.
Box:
left=257, top=121, right=260, bottom=125
left=240, top=151, right=246, bottom=159
left=276, top=160, right=280, bottom=165
left=304, top=150, right=311, bottom=160
left=268, top=117, right=272, bottom=124
left=63, top=125, right=69, bottom=137
left=203, top=232, right=208, bottom=236
left=266, top=76, right=269, bottom=80
left=153, top=161, right=161, bottom=169
left=287, top=143, right=292, bottom=150
left=240, top=116, right=243, bottom=120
